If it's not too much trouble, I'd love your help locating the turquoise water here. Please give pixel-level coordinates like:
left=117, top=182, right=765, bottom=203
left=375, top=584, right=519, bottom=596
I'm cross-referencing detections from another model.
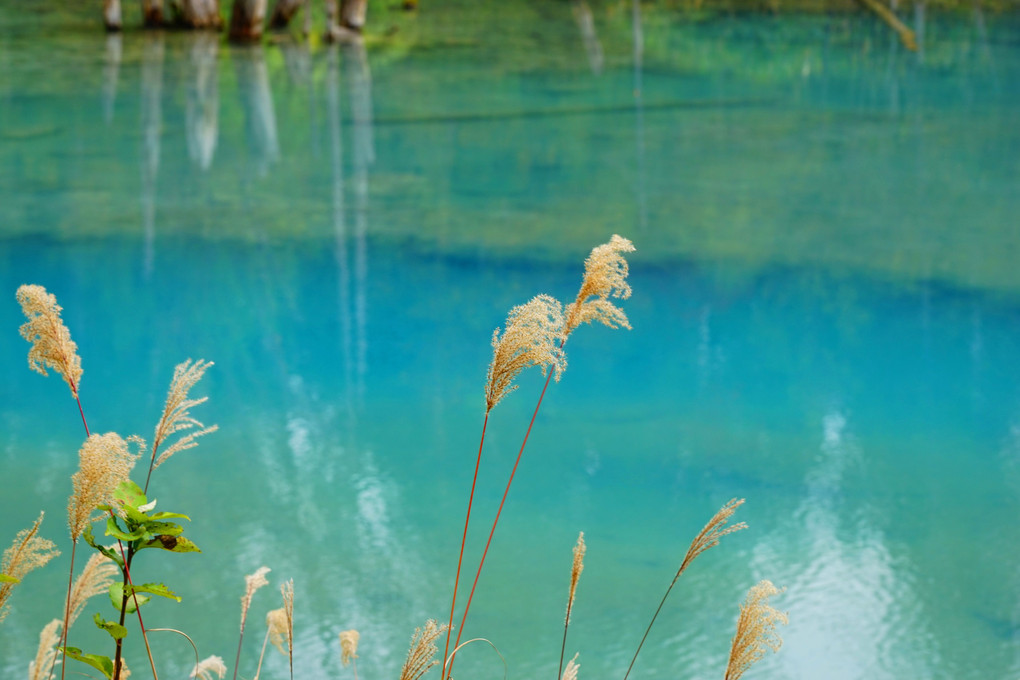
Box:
left=2, top=4, right=1020, bottom=680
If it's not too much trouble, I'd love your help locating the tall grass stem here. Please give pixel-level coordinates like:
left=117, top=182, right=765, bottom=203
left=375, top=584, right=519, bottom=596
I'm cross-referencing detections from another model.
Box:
left=442, top=411, right=489, bottom=678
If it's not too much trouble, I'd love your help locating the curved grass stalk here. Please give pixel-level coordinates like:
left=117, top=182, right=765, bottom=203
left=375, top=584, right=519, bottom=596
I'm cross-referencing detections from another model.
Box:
left=443, top=638, right=507, bottom=680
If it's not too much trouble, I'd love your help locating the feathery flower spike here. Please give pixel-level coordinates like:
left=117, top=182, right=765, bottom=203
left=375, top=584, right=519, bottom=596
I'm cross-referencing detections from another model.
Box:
left=66, top=552, right=119, bottom=628
left=485, top=294, right=566, bottom=412
left=400, top=620, right=447, bottom=680
left=240, top=566, right=272, bottom=628
left=28, top=619, right=62, bottom=680
left=0, top=513, right=59, bottom=622
left=567, top=531, right=586, bottom=622
left=723, top=580, right=788, bottom=680
left=562, top=653, right=580, bottom=680
left=676, top=498, right=747, bottom=578
left=564, top=235, right=635, bottom=337
left=67, top=433, right=142, bottom=540
left=17, top=284, right=83, bottom=398
left=339, top=629, right=360, bottom=666
left=150, top=359, right=218, bottom=474
left=191, top=655, right=228, bottom=680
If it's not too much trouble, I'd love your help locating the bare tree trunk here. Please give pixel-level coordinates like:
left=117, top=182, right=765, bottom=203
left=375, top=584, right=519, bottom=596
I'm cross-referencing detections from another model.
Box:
left=172, top=0, right=223, bottom=28
left=142, top=0, right=164, bottom=26
left=268, top=0, right=303, bottom=29
left=185, top=33, right=219, bottom=170
left=339, top=0, right=366, bottom=31
left=229, top=0, right=267, bottom=41
left=104, top=0, right=122, bottom=30
left=572, top=1, right=603, bottom=74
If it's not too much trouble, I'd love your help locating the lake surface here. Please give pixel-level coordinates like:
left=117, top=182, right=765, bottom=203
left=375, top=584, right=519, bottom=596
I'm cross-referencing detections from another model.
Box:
left=1, top=3, right=1019, bottom=679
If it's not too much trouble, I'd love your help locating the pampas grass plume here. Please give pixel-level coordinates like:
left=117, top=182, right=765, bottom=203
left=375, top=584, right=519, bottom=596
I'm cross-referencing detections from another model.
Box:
left=562, top=653, right=580, bottom=680
left=16, top=284, right=83, bottom=398
left=67, top=433, right=142, bottom=540
left=28, top=618, right=62, bottom=680
left=400, top=620, right=447, bottom=680
left=241, top=566, right=271, bottom=628
left=676, top=498, right=747, bottom=578
left=151, top=359, right=218, bottom=470
left=723, top=580, right=788, bottom=680
left=339, top=629, right=360, bottom=666
left=191, top=655, right=228, bottom=680
left=66, top=552, right=119, bottom=627
left=567, top=531, right=585, bottom=622
left=0, top=512, right=60, bottom=622
left=564, top=235, right=635, bottom=336
left=485, top=294, right=566, bottom=412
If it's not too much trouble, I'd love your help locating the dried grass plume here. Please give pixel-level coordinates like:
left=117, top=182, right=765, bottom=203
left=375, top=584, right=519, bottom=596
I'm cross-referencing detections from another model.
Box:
left=676, top=498, right=747, bottom=578
left=566, top=531, right=585, bottom=623
left=191, top=655, right=228, bottom=680
left=564, top=235, right=635, bottom=337
left=151, top=359, right=218, bottom=471
left=0, top=512, right=60, bottom=622
left=240, top=566, right=272, bottom=629
left=66, top=552, right=119, bottom=627
left=485, top=294, right=566, bottom=412
left=339, top=629, right=360, bottom=666
left=68, top=433, right=143, bottom=540
left=399, top=619, right=447, bottom=680
left=562, top=653, right=580, bottom=680
left=723, top=580, right=788, bottom=680
left=28, top=618, right=62, bottom=680
left=16, top=284, right=83, bottom=398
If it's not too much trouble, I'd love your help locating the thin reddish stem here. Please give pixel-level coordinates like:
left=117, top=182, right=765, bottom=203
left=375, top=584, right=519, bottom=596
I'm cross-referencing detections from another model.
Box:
left=74, top=393, right=89, bottom=437
left=55, top=541, right=77, bottom=680
left=451, top=367, right=555, bottom=666
left=442, top=411, right=489, bottom=678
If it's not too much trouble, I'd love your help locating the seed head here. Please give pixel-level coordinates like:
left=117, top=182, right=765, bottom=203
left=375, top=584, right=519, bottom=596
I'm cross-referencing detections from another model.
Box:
left=564, top=235, right=635, bottom=337
left=67, top=433, right=142, bottom=541
left=723, top=580, right=788, bottom=680
left=16, top=284, right=83, bottom=398
left=0, top=513, right=60, bottom=622
left=485, top=294, right=566, bottom=412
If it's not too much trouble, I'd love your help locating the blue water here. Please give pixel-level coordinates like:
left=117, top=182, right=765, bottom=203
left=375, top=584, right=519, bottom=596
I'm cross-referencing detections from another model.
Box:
left=1, top=4, right=1020, bottom=680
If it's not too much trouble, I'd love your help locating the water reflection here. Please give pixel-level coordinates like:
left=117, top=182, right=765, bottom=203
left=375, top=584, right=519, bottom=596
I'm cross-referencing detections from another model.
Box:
left=102, top=33, right=121, bottom=123
left=141, top=32, right=164, bottom=275
left=234, top=44, right=279, bottom=175
left=752, top=412, right=939, bottom=678
left=571, top=1, right=603, bottom=75
left=185, top=32, right=219, bottom=171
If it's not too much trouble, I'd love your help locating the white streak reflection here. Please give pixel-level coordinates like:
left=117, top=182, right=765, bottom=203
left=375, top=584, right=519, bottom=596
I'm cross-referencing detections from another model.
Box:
left=751, top=410, right=940, bottom=679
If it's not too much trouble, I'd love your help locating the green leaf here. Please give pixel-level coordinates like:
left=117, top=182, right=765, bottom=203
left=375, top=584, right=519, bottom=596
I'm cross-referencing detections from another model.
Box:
left=126, top=582, right=181, bottom=602
left=113, top=480, right=147, bottom=508
left=0, top=573, right=20, bottom=584
left=82, top=527, right=124, bottom=568
left=109, top=583, right=150, bottom=613
left=105, top=516, right=145, bottom=542
left=149, top=511, right=191, bottom=522
left=140, top=535, right=201, bottom=554
left=93, top=612, right=128, bottom=640
left=61, top=647, right=114, bottom=679
left=140, top=521, right=184, bottom=539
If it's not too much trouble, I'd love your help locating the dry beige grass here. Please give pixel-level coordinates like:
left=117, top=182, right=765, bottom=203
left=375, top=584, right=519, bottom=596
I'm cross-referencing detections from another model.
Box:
left=67, top=433, right=142, bottom=540
left=723, top=580, right=788, bottom=680
left=485, top=294, right=566, bottom=412
left=0, top=512, right=60, bottom=622
left=66, top=552, right=119, bottom=628
left=28, top=618, right=62, bottom=680
left=676, top=498, right=748, bottom=578
left=191, top=655, right=228, bottom=679
left=149, top=359, right=218, bottom=475
left=16, top=284, right=83, bottom=398
left=400, top=620, right=447, bottom=680
left=339, top=629, right=360, bottom=666
left=564, top=235, right=636, bottom=337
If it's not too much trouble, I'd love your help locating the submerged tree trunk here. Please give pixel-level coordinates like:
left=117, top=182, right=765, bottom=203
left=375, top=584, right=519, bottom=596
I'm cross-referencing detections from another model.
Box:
left=142, top=0, right=164, bottom=26
left=229, top=0, right=267, bottom=41
left=268, top=0, right=303, bottom=29
left=172, top=0, right=223, bottom=28
left=104, top=0, right=122, bottom=30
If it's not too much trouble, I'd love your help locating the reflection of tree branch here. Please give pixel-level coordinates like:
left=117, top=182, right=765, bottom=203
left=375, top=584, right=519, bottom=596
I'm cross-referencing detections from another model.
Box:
left=185, top=32, right=219, bottom=171
left=140, top=33, right=165, bottom=276
left=328, top=46, right=356, bottom=424
left=344, top=40, right=373, bottom=400
left=172, top=0, right=223, bottom=28
left=234, top=45, right=279, bottom=176
left=632, top=0, right=647, bottom=231
left=572, top=1, right=603, bottom=75
left=102, top=33, right=122, bottom=123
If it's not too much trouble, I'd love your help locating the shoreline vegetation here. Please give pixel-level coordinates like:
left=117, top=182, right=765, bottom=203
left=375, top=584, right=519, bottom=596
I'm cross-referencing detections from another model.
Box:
left=2, top=238, right=789, bottom=680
